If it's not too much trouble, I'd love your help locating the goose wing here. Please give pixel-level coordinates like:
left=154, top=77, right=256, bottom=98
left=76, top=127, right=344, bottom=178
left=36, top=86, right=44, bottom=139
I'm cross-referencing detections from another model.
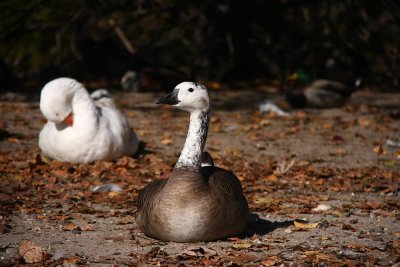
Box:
left=136, top=179, right=168, bottom=209
left=90, top=89, right=116, bottom=108
left=202, top=166, right=245, bottom=201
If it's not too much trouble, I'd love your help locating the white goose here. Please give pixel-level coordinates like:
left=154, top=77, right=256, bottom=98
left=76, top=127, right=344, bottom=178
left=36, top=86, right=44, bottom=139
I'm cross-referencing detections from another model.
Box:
left=38, top=77, right=139, bottom=163
left=137, top=82, right=248, bottom=242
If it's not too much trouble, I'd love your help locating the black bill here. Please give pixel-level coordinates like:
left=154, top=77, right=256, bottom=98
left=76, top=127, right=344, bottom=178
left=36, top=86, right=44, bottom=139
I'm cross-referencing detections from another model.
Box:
left=155, top=89, right=180, bottom=105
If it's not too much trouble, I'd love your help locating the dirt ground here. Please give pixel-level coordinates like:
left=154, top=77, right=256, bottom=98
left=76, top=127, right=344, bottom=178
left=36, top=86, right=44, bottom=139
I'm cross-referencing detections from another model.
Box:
left=0, top=86, right=399, bottom=266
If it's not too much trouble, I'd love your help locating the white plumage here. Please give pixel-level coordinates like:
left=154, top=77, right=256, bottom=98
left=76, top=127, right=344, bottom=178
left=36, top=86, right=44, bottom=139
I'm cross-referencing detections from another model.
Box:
left=39, top=77, right=139, bottom=163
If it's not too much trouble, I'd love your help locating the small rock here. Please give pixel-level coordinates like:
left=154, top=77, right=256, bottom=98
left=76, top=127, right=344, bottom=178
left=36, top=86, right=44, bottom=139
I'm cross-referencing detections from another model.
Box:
left=5, top=247, right=18, bottom=256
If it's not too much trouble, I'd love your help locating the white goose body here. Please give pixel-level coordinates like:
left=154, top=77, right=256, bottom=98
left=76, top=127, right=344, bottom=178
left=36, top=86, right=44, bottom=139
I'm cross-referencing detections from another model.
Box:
left=137, top=82, right=248, bottom=242
left=38, top=78, right=138, bottom=163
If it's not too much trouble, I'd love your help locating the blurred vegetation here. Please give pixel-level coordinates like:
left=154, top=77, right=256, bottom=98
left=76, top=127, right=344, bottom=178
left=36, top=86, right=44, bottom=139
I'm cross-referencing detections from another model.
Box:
left=0, top=0, right=399, bottom=90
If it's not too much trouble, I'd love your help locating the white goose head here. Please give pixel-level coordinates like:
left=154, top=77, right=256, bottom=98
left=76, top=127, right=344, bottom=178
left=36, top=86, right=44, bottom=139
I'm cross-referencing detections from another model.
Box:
left=156, top=82, right=209, bottom=112
left=40, top=78, right=83, bottom=126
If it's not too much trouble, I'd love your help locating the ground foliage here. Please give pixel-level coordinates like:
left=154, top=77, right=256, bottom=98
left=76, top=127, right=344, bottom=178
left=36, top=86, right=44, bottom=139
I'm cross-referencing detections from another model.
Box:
left=0, top=87, right=399, bottom=266
left=0, top=0, right=399, bottom=89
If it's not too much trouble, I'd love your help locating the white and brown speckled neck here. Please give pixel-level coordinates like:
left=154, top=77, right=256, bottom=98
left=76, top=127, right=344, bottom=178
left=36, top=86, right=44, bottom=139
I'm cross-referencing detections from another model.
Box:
left=175, top=109, right=209, bottom=169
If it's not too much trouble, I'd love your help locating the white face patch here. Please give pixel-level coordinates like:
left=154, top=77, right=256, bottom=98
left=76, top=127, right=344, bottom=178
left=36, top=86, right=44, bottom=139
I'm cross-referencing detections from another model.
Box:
left=174, top=82, right=210, bottom=112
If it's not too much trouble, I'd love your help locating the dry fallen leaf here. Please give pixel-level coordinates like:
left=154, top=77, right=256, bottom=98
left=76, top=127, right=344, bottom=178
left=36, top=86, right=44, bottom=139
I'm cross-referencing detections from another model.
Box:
left=381, top=171, right=393, bottom=179
left=232, top=242, right=252, bottom=249
left=373, top=145, right=384, bottom=155
left=261, top=255, right=278, bottom=266
left=342, top=224, right=357, bottom=232
left=358, top=117, right=373, bottom=127
left=294, top=220, right=320, bottom=229
left=107, top=191, right=121, bottom=197
left=161, top=136, right=173, bottom=145
left=121, top=215, right=135, bottom=224
left=19, top=240, right=43, bottom=263
left=80, top=224, right=94, bottom=231
left=392, top=240, right=400, bottom=255
left=64, top=223, right=78, bottom=231
left=63, top=256, right=80, bottom=266
left=265, top=174, right=278, bottom=182
left=7, top=137, right=20, bottom=143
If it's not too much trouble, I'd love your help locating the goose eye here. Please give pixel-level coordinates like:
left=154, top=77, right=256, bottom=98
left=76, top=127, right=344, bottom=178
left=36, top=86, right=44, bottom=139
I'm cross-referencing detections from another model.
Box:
left=188, top=88, right=194, bottom=92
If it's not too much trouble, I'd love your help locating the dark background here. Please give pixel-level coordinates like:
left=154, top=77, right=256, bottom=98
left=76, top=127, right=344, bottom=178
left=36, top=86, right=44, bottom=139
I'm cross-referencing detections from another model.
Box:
left=0, top=0, right=399, bottom=91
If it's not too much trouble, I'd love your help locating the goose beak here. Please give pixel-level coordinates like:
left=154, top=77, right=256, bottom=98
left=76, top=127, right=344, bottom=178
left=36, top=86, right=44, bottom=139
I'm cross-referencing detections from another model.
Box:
left=155, top=89, right=180, bottom=105
left=63, top=112, right=74, bottom=126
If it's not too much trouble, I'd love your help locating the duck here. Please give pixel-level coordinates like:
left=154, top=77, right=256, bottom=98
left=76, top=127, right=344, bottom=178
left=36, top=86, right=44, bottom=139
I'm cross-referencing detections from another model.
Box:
left=285, top=69, right=361, bottom=109
left=38, top=77, right=139, bottom=163
left=136, top=82, right=249, bottom=242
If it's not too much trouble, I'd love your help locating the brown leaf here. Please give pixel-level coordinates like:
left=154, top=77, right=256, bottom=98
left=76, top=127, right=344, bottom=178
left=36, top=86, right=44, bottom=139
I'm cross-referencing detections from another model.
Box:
left=79, top=224, right=94, bottom=231
left=161, top=136, right=173, bottom=145
left=373, top=145, right=383, bottom=155
left=7, top=137, right=20, bottom=143
left=330, top=135, right=345, bottom=142
left=293, top=220, right=320, bottom=229
left=179, top=246, right=218, bottom=258
left=0, top=220, right=11, bottom=234
left=261, top=255, right=278, bottom=266
left=232, top=242, right=252, bottom=249
left=120, top=215, right=135, bottom=224
left=322, top=123, right=333, bottom=129
left=64, top=223, right=78, bottom=231
left=265, top=174, right=278, bottom=182
left=358, top=117, right=373, bottom=127
left=19, top=240, right=43, bottom=263
left=382, top=171, right=393, bottom=179
left=63, top=256, right=80, bottom=266
left=392, top=239, right=400, bottom=255
left=342, top=224, right=357, bottom=232
left=107, top=191, right=121, bottom=197
left=304, top=250, right=318, bottom=256
left=345, top=243, right=368, bottom=252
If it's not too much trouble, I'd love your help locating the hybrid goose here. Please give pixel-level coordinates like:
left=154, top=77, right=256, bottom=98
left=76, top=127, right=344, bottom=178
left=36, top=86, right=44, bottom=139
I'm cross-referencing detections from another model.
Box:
left=137, top=82, right=249, bottom=242
left=39, top=77, right=139, bottom=163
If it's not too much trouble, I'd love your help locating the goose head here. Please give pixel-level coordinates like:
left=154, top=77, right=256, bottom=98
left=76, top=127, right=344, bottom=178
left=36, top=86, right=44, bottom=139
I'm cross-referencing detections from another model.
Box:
left=155, top=82, right=209, bottom=112
left=40, top=78, right=81, bottom=126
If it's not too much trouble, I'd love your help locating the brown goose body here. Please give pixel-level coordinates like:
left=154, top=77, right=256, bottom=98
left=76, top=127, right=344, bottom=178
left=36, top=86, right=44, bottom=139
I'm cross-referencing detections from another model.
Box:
left=137, top=167, right=248, bottom=242
left=136, top=82, right=248, bottom=242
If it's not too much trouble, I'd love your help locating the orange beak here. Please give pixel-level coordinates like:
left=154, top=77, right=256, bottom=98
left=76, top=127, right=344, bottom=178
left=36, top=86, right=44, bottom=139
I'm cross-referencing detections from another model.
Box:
left=63, top=113, right=73, bottom=126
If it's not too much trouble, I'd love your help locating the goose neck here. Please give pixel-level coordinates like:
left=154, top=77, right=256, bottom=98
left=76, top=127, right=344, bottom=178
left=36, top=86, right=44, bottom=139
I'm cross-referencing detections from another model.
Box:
left=175, top=109, right=209, bottom=169
left=71, top=89, right=99, bottom=128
